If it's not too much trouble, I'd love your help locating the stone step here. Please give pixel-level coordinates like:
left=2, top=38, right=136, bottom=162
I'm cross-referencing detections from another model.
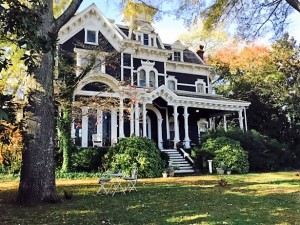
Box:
left=162, top=149, right=195, bottom=175
left=169, top=158, right=186, bottom=162
left=175, top=169, right=195, bottom=174
left=169, top=156, right=183, bottom=159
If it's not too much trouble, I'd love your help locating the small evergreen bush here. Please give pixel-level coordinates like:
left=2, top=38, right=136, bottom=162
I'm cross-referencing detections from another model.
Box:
left=199, top=136, right=249, bottom=174
left=104, top=136, right=165, bottom=178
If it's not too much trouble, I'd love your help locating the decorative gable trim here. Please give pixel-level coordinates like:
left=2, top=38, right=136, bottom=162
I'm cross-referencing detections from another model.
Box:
left=171, top=40, right=185, bottom=50
left=137, top=22, right=155, bottom=33
left=58, top=4, right=123, bottom=51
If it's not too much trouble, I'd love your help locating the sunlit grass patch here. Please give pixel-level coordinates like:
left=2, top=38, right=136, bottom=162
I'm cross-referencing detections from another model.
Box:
left=0, top=172, right=299, bottom=225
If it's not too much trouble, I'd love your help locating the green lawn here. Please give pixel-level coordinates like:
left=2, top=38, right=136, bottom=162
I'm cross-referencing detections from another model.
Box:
left=0, top=172, right=299, bottom=225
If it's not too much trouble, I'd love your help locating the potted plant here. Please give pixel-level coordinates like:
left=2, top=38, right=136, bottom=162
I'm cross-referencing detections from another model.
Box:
left=162, top=170, right=168, bottom=178
left=226, top=165, right=235, bottom=175
left=216, top=161, right=226, bottom=175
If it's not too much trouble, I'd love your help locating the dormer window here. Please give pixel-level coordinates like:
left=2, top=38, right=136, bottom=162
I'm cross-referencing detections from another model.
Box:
left=85, top=29, right=98, bottom=45
left=151, top=37, right=155, bottom=46
left=138, top=35, right=142, bottom=42
left=143, top=34, right=149, bottom=45
left=174, top=51, right=181, bottom=61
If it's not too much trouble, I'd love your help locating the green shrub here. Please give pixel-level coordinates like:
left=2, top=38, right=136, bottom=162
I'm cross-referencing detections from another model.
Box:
left=201, top=128, right=292, bottom=172
left=55, top=171, right=103, bottom=179
left=71, top=147, right=108, bottom=172
left=104, top=136, right=165, bottom=178
left=200, top=136, right=249, bottom=174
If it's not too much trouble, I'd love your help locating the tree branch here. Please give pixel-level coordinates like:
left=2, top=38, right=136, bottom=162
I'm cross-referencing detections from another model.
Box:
left=285, top=0, right=300, bottom=12
left=55, top=0, right=83, bottom=32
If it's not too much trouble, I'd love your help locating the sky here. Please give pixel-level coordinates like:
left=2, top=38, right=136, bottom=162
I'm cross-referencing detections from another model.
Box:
left=77, top=0, right=300, bottom=45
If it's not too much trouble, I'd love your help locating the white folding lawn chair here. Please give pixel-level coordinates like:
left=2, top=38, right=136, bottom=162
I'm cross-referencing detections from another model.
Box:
left=97, top=177, right=111, bottom=195
left=123, top=167, right=138, bottom=193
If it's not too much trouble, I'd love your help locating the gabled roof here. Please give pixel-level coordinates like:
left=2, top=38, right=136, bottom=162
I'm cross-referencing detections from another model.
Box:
left=58, top=4, right=123, bottom=51
left=171, top=40, right=185, bottom=50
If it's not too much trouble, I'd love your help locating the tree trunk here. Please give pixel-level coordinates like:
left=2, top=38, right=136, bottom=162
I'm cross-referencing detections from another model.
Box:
left=17, top=6, right=58, bottom=203
left=17, top=50, right=58, bottom=204
left=15, top=0, right=83, bottom=205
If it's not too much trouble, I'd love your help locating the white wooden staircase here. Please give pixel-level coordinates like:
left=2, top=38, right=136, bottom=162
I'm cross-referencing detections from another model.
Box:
left=161, top=149, right=195, bottom=175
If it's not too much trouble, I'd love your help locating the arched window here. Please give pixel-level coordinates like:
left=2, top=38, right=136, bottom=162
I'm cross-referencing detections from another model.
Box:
left=195, top=79, right=206, bottom=93
left=149, top=71, right=156, bottom=87
left=166, top=76, right=177, bottom=91
left=197, top=83, right=204, bottom=93
left=139, top=69, right=146, bottom=86
left=168, top=80, right=176, bottom=90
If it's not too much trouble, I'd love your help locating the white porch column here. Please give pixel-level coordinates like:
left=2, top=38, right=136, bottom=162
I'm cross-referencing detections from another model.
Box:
left=71, top=121, right=76, bottom=139
left=119, top=98, right=125, bottom=138
left=238, top=109, right=244, bottom=130
left=209, top=118, right=213, bottom=130
left=97, top=109, right=103, bottom=136
left=158, top=118, right=163, bottom=149
left=142, top=103, right=147, bottom=137
left=244, top=107, right=248, bottom=131
left=130, top=103, right=134, bottom=135
left=183, top=106, right=190, bottom=149
left=134, top=101, right=140, bottom=136
left=166, top=108, right=170, bottom=140
left=173, top=105, right=180, bottom=147
left=111, top=109, right=118, bottom=145
left=223, top=115, right=227, bottom=132
left=81, top=107, right=89, bottom=147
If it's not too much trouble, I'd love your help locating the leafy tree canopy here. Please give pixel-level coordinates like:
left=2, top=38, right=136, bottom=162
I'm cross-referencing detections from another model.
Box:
left=129, top=0, right=300, bottom=39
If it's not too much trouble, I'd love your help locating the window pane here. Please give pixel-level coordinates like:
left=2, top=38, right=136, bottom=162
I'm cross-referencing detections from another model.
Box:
left=139, top=69, right=146, bottom=86
left=151, top=38, right=154, bottom=46
left=87, top=30, right=96, bottom=43
left=197, top=83, right=204, bottom=93
left=168, top=80, right=175, bottom=90
left=144, top=34, right=149, bottom=45
left=149, top=71, right=155, bottom=87
left=174, top=52, right=181, bottom=61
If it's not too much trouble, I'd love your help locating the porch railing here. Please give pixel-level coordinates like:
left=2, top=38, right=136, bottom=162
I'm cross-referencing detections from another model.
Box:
left=179, top=148, right=194, bottom=165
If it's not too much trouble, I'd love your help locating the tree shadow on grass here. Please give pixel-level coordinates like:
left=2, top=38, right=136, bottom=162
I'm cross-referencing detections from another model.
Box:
left=0, top=177, right=299, bottom=225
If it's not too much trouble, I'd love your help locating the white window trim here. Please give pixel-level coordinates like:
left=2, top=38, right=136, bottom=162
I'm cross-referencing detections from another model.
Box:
left=85, top=28, right=98, bottom=45
left=173, top=50, right=183, bottom=62
left=135, top=31, right=157, bottom=47
left=137, top=68, right=146, bottom=87
left=166, top=75, right=177, bottom=91
left=137, top=61, right=158, bottom=88
left=195, top=79, right=206, bottom=93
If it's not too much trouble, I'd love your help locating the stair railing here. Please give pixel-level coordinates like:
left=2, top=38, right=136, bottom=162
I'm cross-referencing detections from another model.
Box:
left=179, top=148, right=194, bottom=164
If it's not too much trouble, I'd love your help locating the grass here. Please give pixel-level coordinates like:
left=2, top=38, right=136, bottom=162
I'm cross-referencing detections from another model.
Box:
left=0, top=172, right=299, bottom=225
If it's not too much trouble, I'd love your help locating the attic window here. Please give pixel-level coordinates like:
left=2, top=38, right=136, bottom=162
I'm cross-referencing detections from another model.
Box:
left=174, top=52, right=181, bottom=61
left=143, top=34, right=149, bottom=45
left=85, top=29, right=98, bottom=45
left=150, top=37, right=155, bottom=46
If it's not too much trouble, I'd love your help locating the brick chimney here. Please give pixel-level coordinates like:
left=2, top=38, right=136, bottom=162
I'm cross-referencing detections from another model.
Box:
left=196, top=45, right=205, bottom=61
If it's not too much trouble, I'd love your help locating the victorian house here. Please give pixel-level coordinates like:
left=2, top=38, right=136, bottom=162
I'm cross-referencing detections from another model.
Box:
left=58, top=4, right=250, bottom=152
